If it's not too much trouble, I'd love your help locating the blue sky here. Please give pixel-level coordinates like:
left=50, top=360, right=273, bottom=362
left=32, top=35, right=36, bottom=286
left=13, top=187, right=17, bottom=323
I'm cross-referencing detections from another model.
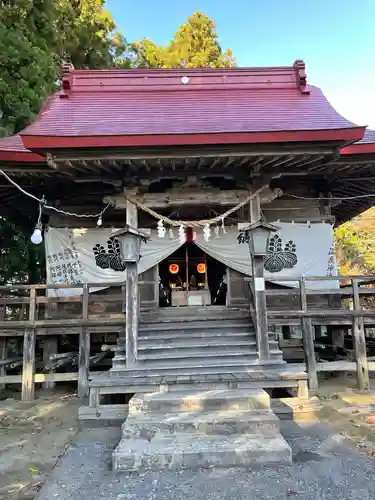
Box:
left=106, top=0, right=375, bottom=128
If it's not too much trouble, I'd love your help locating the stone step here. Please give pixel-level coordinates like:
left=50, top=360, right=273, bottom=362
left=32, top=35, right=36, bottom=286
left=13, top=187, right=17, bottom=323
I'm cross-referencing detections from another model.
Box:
left=139, top=321, right=253, bottom=333
left=136, top=351, right=283, bottom=365
left=121, top=408, right=279, bottom=439
left=138, top=339, right=279, bottom=351
left=138, top=334, right=255, bottom=344
left=91, top=364, right=300, bottom=388
left=138, top=330, right=256, bottom=340
left=141, top=307, right=249, bottom=325
left=110, top=358, right=286, bottom=376
left=129, top=389, right=271, bottom=414
left=113, top=432, right=292, bottom=472
left=138, top=348, right=258, bottom=361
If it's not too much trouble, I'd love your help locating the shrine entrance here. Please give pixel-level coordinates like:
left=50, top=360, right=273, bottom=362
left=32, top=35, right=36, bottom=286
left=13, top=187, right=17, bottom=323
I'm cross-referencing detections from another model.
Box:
left=158, top=243, right=227, bottom=307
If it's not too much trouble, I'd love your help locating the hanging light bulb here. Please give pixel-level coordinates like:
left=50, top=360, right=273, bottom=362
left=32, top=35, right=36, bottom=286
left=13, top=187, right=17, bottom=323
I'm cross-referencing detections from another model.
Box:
left=178, top=225, right=186, bottom=244
left=97, top=214, right=103, bottom=227
left=203, top=224, right=211, bottom=242
left=31, top=224, right=43, bottom=244
left=157, top=219, right=166, bottom=238
left=30, top=201, right=43, bottom=245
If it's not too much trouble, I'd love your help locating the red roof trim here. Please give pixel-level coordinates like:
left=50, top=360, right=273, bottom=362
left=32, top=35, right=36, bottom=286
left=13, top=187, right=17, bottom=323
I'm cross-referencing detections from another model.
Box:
left=0, top=150, right=46, bottom=163
left=341, top=143, right=375, bottom=155
left=22, top=127, right=365, bottom=150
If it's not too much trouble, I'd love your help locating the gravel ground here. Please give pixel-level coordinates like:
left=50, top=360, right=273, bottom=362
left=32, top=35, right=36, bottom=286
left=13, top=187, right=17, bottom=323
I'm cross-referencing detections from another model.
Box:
left=35, top=420, right=375, bottom=500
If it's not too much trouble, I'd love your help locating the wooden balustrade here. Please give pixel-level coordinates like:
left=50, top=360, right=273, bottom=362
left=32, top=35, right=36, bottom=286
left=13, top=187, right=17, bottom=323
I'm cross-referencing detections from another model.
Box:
left=0, top=281, right=157, bottom=400
left=1, top=276, right=375, bottom=400
left=262, top=275, right=375, bottom=392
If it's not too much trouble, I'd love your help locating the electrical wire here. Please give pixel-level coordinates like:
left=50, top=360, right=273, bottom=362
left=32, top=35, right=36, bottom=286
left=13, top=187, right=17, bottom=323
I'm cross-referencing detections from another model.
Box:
left=0, top=168, right=110, bottom=219
left=2, top=166, right=375, bottom=221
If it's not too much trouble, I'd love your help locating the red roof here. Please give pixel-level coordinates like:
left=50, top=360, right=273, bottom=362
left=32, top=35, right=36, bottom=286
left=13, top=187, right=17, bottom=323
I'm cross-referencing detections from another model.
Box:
left=341, top=129, right=375, bottom=155
left=20, top=61, right=365, bottom=150
left=0, top=135, right=45, bottom=162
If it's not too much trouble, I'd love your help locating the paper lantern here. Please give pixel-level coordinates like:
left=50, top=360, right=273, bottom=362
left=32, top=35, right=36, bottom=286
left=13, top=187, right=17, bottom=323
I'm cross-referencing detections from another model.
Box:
left=169, top=263, right=179, bottom=274
left=197, top=263, right=206, bottom=274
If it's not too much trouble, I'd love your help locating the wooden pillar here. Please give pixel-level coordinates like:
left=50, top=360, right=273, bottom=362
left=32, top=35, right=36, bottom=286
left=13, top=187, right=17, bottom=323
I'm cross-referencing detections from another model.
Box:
left=78, top=284, right=90, bottom=397
left=0, top=305, right=6, bottom=391
left=22, top=287, right=36, bottom=401
left=0, top=338, right=6, bottom=391
left=112, top=198, right=139, bottom=370
left=42, top=337, right=58, bottom=389
left=252, top=255, right=269, bottom=361
left=249, top=194, right=270, bottom=361
left=352, top=279, right=369, bottom=391
left=126, top=199, right=138, bottom=368
left=43, top=300, right=57, bottom=389
left=300, top=278, right=318, bottom=393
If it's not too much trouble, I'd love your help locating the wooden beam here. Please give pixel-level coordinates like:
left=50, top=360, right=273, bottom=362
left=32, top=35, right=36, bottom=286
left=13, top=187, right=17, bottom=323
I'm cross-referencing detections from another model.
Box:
left=107, top=186, right=281, bottom=210
left=78, top=284, right=90, bottom=397
left=299, top=278, right=318, bottom=393
left=48, top=144, right=336, bottom=161
left=352, top=279, right=370, bottom=391
left=21, top=288, right=36, bottom=401
left=125, top=199, right=138, bottom=368
left=0, top=338, right=6, bottom=390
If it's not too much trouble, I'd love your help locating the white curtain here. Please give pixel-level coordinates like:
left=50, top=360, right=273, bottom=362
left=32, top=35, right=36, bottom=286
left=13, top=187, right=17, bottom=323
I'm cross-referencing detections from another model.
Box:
left=45, top=227, right=184, bottom=297
left=195, top=223, right=338, bottom=290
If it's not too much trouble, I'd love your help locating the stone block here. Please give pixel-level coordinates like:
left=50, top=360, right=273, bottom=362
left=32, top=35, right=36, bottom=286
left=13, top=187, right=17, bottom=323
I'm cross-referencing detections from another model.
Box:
left=129, top=389, right=271, bottom=415
left=113, top=433, right=292, bottom=472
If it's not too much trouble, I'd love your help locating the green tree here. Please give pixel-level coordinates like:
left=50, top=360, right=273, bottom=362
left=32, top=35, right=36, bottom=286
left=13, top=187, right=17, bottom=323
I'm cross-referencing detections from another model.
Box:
left=54, top=0, right=132, bottom=69
left=0, top=0, right=58, bottom=136
left=335, top=207, right=375, bottom=275
left=133, top=11, right=236, bottom=69
left=0, top=0, right=131, bottom=136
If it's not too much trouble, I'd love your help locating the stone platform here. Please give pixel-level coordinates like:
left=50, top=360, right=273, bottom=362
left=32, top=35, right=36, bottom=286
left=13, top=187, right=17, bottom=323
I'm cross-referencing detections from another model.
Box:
left=112, top=388, right=292, bottom=472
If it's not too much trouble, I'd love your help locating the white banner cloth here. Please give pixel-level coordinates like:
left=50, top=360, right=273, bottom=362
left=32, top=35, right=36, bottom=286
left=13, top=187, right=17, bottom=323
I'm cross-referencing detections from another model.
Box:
left=45, top=227, right=184, bottom=297
left=45, top=222, right=338, bottom=296
left=194, top=223, right=338, bottom=290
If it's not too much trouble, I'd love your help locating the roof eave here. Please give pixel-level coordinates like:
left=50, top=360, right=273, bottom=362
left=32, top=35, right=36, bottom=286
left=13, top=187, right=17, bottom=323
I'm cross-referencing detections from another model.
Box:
left=0, top=151, right=46, bottom=163
left=341, top=143, right=375, bottom=155
left=22, top=127, right=366, bottom=151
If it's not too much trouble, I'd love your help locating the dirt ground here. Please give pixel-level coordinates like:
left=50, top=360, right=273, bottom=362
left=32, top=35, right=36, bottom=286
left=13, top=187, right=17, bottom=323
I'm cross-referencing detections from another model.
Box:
left=0, top=387, right=80, bottom=500
left=1, top=375, right=375, bottom=500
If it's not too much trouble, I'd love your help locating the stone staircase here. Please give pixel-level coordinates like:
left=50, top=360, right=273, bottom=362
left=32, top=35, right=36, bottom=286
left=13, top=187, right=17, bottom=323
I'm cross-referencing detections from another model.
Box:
left=112, top=306, right=285, bottom=374
left=81, top=306, right=309, bottom=424
left=113, top=388, right=292, bottom=471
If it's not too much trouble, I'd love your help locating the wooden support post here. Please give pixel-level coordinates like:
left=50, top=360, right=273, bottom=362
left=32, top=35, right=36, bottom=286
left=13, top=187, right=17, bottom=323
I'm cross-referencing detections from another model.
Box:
left=252, top=255, right=269, bottom=361
left=43, top=337, right=58, bottom=389
left=126, top=198, right=138, bottom=368
left=300, top=278, right=318, bottom=393
left=78, top=284, right=90, bottom=397
left=111, top=198, right=139, bottom=370
left=22, top=287, right=36, bottom=401
left=249, top=193, right=270, bottom=361
left=352, top=279, right=369, bottom=391
left=126, top=263, right=138, bottom=367
left=43, top=299, right=57, bottom=389
left=0, top=299, right=5, bottom=391
left=0, top=338, right=6, bottom=391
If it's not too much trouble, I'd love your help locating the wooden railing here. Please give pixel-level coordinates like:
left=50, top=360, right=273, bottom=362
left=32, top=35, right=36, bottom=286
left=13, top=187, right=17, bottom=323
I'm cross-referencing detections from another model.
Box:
left=0, top=281, right=156, bottom=401
left=263, top=275, right=375, bottom=392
